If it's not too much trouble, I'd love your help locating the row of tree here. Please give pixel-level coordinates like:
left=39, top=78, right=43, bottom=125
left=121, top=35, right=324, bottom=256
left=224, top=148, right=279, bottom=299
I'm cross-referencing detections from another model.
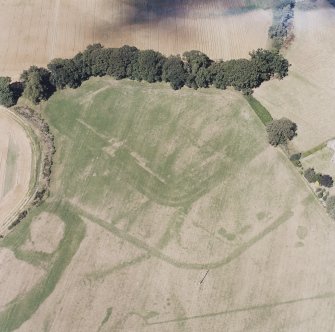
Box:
left=304, top=167, right=334, bottom=188
left=268, top=0, right=295, bottom=49
left=0, top=44, right=289, bottom=106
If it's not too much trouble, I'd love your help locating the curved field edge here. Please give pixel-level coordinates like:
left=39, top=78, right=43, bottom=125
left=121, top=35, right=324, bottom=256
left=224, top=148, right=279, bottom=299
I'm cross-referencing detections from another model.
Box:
left=0, top=202, right=86, bottom=332
left=0, top=109, right=41, bottom=235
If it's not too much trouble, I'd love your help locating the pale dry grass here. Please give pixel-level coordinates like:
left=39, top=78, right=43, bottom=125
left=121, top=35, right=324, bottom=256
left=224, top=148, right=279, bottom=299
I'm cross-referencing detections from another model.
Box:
left=23, top=213, right=64, bottom=254
left=254, top=3, right=335, bottom=152
left=0, top=248, right=44, bottom=311
left=0, top=107, right=33, bottom=234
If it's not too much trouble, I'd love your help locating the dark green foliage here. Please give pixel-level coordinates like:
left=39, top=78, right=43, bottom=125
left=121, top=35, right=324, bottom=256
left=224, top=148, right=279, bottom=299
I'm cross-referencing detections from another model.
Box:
left=266, top=118, right=297, bottom=146
left=162, top=56, right=187, bottom=90
left=289, top=153, right=302, bottom=167
left=222, top=59, right=261, bottom=94
left=195, top=67, right=212, bottom=88
left=0, top=76, right=15, bottom=107
left=210, top=62, right=227, bottom=90
left=9, top=81, right=24, bottom=104
left=304, top=167, right=333, bottom=187
left=47, top=58, right=82, bottom=89
left=183, top=50, right=211, bottom=74
left=250, top=49, right=289, bottom=79
left=304, top=168, right=318, bottom=183
left=289, top=153, right=301, bottom=161
left=326, top=196, right=335, bottom=219
left=107, top=45, right=140, bottom=79
left=317, top=174, right=333, bottom=188
left=8, top=44, right=288, bottom=103
left=21, top=66, right=55, bottom=104
left=133, top=50, right=166, bottom=83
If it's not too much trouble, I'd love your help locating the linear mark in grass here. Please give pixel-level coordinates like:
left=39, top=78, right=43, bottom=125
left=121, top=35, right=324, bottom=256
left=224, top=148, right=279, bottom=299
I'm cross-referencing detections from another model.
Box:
left=70, top=203, right=292, bottom=270
left=97, top=307, right=113, bottom=332
left=148, top=292, right=335, bottom=325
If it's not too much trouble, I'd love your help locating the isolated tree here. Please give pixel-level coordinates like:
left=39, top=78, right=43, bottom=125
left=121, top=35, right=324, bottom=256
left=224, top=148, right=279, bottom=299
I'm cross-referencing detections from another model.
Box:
left=162, top=56, right=187, bottom=90
left=0, top=77, right=15, bottom=107
left=266, top=118, right=297, bottom=146
left=21, top=66, right=55, bottom=103
left=326, top=196, right=335, bottom=219
left=304, top=168, right=318, bottom=183
left=318, top=174, right=333, bottom=188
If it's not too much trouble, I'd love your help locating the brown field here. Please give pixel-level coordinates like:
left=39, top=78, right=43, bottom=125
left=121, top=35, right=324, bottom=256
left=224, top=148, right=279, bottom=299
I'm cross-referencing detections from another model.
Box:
left=0, top=107, right=33, bottom=235
left=254, top=2, right=335, bottom=152
left=0, top=0, right=271, bottom=80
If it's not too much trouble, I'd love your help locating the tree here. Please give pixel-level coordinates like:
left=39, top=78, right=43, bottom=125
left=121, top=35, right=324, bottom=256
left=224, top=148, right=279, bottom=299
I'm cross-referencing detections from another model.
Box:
left=133, top=50, right=166, bottom=83
left=0, top=77, right=15, bottom=107
left=266, top=118, right=297, bottom=146
left=162, top=56, right=187, bottom=90
left=183, top=50, right=211, bottom=74
left=107, top=45, right=139, bottom=80
left=195, top=67, right=211, bottom=88
left=47, top=58, right=82, bottom=89
left=304, top=168, right=318, bottom=183
left=318, top=174, right=333, bottom=188
left=250, top=49, right=289, bottom=80
left=21, top=66, right=55, bottom=103
left=222, top=59, right=261, bottom=94
left=326, top=196, right=335, bottom=219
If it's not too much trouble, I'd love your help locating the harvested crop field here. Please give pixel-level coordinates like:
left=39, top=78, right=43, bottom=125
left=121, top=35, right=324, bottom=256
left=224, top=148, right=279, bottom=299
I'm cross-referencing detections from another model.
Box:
left=0, top=107, right=34, bottom=235
left=254, top=2, right=335, bottom=152
left=0, top=0, right=272, bottom=80
left=1, top=78, right=335, bottom=331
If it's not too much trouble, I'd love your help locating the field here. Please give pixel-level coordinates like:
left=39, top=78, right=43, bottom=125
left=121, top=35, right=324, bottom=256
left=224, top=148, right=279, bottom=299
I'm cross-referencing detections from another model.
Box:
left=0, top=107, right=36, bottom=235
left=0, top=0, right=272, bottom=80
left=254, top=1, right=335, bottom=152
left=0, top=78, right=334, bottom=331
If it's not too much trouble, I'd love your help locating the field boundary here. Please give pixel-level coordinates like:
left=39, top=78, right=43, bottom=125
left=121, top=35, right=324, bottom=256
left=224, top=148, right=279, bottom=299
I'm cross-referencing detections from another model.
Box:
left=0, top=107, right=55, bottom=237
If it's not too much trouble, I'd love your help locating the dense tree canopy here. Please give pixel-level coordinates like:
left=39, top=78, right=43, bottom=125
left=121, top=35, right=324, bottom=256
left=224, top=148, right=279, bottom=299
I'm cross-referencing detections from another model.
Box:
left=21, top=66, right=55, bottom=104
left=250, top=49, right=289, bottom=80
left=162, top=56, right=187, bottom=90
left=47, top=58, right=82, bottom=89
left=4, top=44, right=289, bottom=106
left=266, top=118, right=297, bottom=146
left=133, top=50, right=166, bottom=83
left=0, top=77, right=15, bottom=107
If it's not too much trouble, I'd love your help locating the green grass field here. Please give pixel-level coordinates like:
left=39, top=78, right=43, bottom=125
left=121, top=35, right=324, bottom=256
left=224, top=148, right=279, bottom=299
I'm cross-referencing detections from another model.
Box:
left=1, top=77, right=334, bottom=331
